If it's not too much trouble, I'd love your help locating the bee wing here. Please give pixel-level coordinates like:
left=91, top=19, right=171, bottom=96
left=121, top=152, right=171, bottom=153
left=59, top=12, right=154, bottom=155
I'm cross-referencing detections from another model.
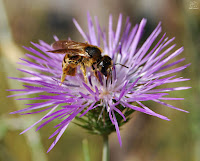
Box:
left=51, top=40, right=88, bottom=50
left=47, top=48, right=89, bottom=57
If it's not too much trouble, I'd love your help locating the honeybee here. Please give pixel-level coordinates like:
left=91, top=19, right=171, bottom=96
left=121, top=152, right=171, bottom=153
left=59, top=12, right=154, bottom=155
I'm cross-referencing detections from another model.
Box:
left=48, top=40, right=113, bottom=83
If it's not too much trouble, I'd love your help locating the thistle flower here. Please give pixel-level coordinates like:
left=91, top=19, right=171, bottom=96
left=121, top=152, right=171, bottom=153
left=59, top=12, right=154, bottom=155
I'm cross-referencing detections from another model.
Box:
left=9, top=13, right=190, bottom=152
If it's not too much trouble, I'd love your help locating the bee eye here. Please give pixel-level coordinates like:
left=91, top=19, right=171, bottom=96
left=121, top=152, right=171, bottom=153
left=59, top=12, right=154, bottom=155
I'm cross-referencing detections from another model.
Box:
left=101, top=69, right=107, bottom=76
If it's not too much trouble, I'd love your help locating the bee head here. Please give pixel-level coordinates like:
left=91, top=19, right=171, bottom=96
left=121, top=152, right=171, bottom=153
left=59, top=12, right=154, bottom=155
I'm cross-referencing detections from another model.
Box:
left=98, top=55, right=112, bottom=76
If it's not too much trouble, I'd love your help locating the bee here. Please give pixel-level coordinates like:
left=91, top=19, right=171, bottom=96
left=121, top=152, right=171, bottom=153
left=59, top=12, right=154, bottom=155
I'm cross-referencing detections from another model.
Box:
left=48, top=40, right=113, bottom=83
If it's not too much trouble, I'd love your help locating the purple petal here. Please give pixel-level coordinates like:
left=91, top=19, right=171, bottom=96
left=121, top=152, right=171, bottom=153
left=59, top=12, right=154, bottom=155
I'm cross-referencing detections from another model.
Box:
left=10, top=101, right=55, bottom=114
left=112, top=106, right=126, bottom=121
left=122, top=101, right=170, bottom=120
left=129, top=18, right=147, bottom=59
left=87, top=12, right=97, bottom=45
left=47, top=123, right=69, bottom=153
left=112, top=110, right=122, bottom=146
left=153, top=99, right=189, bottom=113
left=113, top=14, right=122, bottom=48
left=20, top=105, right=58, bottom=134
left=73, top=19, right=89, bottom=42
left=79, top=102, right=95, bottom=117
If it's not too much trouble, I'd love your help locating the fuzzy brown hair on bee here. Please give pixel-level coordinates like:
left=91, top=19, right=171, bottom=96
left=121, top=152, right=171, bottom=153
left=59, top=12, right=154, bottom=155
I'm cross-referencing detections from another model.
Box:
left=47, top=40, right=113, bottom=84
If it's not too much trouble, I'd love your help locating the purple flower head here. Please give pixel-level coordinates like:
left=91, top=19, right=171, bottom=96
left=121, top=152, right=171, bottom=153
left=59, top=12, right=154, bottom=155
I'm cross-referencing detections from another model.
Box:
left=9, top=13, right=190, bottom=152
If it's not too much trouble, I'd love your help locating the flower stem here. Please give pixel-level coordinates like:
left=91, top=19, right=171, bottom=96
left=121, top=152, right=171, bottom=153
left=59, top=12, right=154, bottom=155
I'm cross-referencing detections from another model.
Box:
left=102, top=135, right=109, bottom=161
left=82, top=139, right=90, bottom=161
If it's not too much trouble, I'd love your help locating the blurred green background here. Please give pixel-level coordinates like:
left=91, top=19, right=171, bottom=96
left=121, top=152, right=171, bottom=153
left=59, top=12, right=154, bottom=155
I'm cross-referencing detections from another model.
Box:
left=0, top=0, right=199, bottom=161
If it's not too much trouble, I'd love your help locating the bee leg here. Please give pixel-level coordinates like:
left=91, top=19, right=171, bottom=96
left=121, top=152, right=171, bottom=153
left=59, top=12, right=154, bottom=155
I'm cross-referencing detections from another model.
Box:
left=67, top=66, right=77, bottom=76
left=80, top=63, right=87, bottom=83
left=94, top=70, right=100, bottom=81
left=92, top=64, right=97, bottom=77
left=107, top=69, right=112, bottom=84
left=105, top=69, right=112, bottom=86
left=91, top=63, right=100, bottom=81
left=92, top=64, right=95, bottom=70
left=61, top=65, right=77, bottom=85
left=60, top=68, right=67, bottom=85
left=110, top=71, right=113, bottom=84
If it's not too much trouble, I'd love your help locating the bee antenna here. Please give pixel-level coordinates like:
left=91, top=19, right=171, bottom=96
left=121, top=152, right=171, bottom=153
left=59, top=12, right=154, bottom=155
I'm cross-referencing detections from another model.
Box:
left=114, top=63, right=129, bottom=68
